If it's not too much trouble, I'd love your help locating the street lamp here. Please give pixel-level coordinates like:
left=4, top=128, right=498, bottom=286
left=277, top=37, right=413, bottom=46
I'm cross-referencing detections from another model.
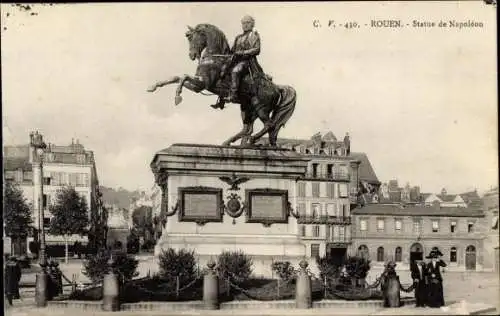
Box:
left=31, top=131, right=48, bottom=307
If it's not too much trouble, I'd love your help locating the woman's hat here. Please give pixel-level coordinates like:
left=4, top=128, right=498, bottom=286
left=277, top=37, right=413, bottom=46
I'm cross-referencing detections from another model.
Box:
left=385, top=260, right=397, bottom=268
left=426, top=247, right=443, bottom=259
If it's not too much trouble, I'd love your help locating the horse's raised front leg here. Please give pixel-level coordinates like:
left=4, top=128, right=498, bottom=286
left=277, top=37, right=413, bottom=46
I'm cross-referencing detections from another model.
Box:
left=147, top=76, right=181, bottom=92
left=175, top=74, right=206, bottom=105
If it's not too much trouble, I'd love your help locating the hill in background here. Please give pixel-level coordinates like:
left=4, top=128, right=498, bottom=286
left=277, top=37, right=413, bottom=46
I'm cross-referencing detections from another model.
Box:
left=99, top=186, right=140, bottom=209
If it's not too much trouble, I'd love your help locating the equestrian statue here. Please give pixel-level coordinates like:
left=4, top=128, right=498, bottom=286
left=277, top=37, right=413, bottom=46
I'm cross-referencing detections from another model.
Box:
left=147, top=15, right=297, bottom=147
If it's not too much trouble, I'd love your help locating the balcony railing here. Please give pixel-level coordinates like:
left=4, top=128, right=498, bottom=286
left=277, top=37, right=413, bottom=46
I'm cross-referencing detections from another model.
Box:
left=297, top=215, right=351, bottom=225
left=327, top=238, right=352, bottom=244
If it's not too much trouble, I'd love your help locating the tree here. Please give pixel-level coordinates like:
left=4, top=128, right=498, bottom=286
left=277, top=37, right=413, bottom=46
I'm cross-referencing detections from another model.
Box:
left=132, top=205, right=153, bottom=242
left=48, top=186, right=89, bottom=263
left=3, top=182, right=33, bottom=256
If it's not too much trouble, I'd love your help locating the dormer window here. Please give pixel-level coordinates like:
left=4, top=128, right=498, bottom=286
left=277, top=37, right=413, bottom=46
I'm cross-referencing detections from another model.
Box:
left=76, top=154, right=86, bottom=164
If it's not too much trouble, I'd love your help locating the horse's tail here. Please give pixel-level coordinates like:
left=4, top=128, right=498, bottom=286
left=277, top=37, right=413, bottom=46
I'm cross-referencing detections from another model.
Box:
left=271, top=85, right=296, bottom=130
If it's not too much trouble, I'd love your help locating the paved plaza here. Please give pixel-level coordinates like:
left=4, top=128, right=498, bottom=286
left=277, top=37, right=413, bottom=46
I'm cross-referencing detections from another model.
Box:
left=7, top=256, right=499, bottom=316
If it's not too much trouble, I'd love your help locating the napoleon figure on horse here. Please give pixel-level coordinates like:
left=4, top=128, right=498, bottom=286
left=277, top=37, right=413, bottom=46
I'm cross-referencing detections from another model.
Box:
left=147, top=16, right=297, bottom=147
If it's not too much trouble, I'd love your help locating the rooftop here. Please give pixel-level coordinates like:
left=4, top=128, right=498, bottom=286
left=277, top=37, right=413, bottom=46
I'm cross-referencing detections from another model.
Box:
left=3, top=141, right=95, bottom=167
left=258, top=136, right=379, bottom=185
left=3, top=157, right=33, bottom=172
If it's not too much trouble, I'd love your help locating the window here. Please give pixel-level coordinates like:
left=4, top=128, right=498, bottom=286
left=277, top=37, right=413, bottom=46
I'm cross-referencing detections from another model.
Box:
left=395, top=219, right=402, bottom=231
left=300, top=225, right=306, bottom=237
left=339, top=226, right=345, bottom=242
left=358, top=245, right=369, bottom=259
left=312, top=183, right=320, bottom=197
left=395, top=247, right=402, bottom=262
left=76, top=154, right=86, bottom=164
left=312, top=163, right=318, bottom=178
left=5, top=171, right=15, bottom=180
left=413, top=219, right=421, bottom=234
left=432, top=220, right=439, bottom=233
left=311, top=244, right=320, bottom=258
left=297, top=203, right=306, bottom=216
left=342, top=204, right=350, bottom=217
left=313, top=225, right=320, bottom=237
left=450, top=247, right=457, bottom=263
left=46, top=152, right=54, bottom=162
left=43, top=217, right=51, bottom=227
left=338, top=165, right=348, bottom=177
left=327, top=183, right=335, bottom=198
left=76, top=173, right=88, bottom=187
left=377, top=219, right=385, bottom=231
left=327, top=164, right=333, bottom=178
left=450, top=220, right=457, bottom=233
left=311, top=204, right=321, bottom=218
left=69, top=173, right=78, bottom=186
left=326, top=203, right=335, bottom=216
left=23, top=172, right=33, bottom=182
left=360, top=219, right=367, bottom=231
left=43, top=177, right=51, bottom=185
left=468, top=222, right=474, bottom=233
left=298, top=182, right=306, bottom=197
left=377, top=247, right=384, bottom=262
left=339, top=184, right=348, bottom=198
left=492, top=215, right=499, bottom=230
left=332, top=225, right=339, bottom=241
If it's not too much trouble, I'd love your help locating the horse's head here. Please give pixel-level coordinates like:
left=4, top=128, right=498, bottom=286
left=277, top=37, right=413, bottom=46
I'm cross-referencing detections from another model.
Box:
left=185, top=24, right=230, bottom=61
left=186, top=25, right=206, bottom=61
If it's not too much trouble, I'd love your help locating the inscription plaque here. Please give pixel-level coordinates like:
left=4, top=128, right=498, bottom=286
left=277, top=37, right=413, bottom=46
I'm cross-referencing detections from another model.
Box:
left=178, top=187, right=223, bottom=224
left=245, top=189, right=289, bottom=224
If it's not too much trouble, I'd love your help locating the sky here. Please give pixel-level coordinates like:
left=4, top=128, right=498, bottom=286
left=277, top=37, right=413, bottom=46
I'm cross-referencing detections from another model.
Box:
left=1, top=2, right=497, bottom=195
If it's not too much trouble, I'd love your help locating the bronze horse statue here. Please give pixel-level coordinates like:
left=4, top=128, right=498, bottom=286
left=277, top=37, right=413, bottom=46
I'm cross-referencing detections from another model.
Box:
left=147, top=24, right=297, bottom=147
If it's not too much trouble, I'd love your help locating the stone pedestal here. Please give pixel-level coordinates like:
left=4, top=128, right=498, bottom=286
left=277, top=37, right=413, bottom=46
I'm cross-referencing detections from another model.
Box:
left=151, top=144, right=310, bottom=277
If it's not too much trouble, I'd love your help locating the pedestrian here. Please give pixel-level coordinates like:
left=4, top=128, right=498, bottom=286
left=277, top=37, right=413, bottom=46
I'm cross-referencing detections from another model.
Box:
left=426, top=247, right=447, bottom=308
left=4, top=256, right=22, bottom=306
left=410, top=258, right=428, bottom=307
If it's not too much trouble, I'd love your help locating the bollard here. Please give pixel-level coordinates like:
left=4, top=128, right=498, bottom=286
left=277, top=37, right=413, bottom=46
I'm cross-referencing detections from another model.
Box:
left=295, top=260, right=312, bottom=309
left=102, top=257, right=120, bottom=311
left=203, top=261, right=219, bottom=310
left=35, top=263, right=49, bottom=307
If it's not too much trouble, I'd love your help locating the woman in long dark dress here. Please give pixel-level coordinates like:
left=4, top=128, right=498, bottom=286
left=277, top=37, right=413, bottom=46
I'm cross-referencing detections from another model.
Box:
left=4, top=256, right=22, bottom=306
left=426, top=247, right=447, bottom=308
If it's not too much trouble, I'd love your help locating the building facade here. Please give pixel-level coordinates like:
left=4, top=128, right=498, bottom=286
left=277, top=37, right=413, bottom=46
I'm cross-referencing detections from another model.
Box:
left=3, top=136, right=103, bottom=254
left=482, top=187, right=499, bottom=272
left=351, top=203, right=486, bottom=271
left=268, top=132, right=380, bottom=264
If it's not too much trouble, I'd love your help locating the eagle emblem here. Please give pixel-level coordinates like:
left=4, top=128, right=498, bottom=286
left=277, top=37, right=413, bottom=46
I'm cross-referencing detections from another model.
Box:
left=219, top=173, right=250, bottom=191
